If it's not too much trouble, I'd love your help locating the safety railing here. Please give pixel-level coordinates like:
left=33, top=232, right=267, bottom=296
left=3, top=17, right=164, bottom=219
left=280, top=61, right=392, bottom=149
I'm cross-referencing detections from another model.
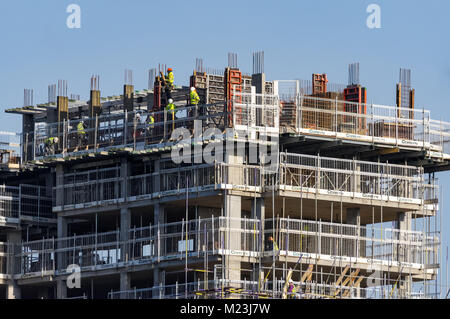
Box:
left=277, top=152, right=433, bottom=205
left=10, top=93, right=450, bottom=165
left=274, top=92, right=450, bottom=154
left=30, top=103, right=229, bottom=160
left=108, top=276, right=435, bottom=299
left=16, top=216, right=260, bottom=277
left=232, top=93, right=279, bottom=133
left=55, top=162, right=264, bottom=210
left=265, top=218, right=439, bottom=266
left=0, top=131, right=21, bottom=169
left=0, top=184, right=53, bottom=222
left=55, top=165, right=123, bottom=208
left=107, top=279, right=258, bottom=299
left=53, top=152, right=436, bottom=210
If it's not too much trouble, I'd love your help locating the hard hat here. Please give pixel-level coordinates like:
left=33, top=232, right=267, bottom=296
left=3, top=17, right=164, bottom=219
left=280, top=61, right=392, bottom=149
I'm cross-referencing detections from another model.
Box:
left=167, top=68, right=173, bottom=72
left=54, top=137, right=59, bottom=143
left=168, top=99, right=173, bottom=103
left=190, top=87, right=196, bottom=92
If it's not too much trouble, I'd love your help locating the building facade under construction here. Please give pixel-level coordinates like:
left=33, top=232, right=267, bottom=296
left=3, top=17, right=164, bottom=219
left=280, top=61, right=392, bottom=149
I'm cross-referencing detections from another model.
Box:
left=0, top=54, right=448, bottom=299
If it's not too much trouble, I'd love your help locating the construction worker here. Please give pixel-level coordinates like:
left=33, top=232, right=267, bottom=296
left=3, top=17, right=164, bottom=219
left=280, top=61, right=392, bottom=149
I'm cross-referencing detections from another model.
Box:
left=267, top=236, right=279, bottom=252
left=190, top=87, right=200, bottom=106
left=44, top=136, right=59, bottom=155
left=146, top=113, right=155, bottom=144
left=133, top=112, right=144, bottom=140
left=166, top=99, right=175, bottom=116
left=287, top=280, right=297, bottom=299
left=166, top=68, right=174, bottom=90
left=166, top=99, right=176, bottom=132
left=76, top=120, right=87, bottom=150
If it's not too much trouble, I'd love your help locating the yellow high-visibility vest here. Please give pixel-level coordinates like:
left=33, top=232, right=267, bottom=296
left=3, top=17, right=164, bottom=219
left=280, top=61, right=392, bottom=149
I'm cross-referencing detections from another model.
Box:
left=77, top=122, right=86, bottom=135
left=190, top=90, right=200, bottom=105
left=165, top=103, right=175, bottom=112
left=166, top=71, right=174, bottom=86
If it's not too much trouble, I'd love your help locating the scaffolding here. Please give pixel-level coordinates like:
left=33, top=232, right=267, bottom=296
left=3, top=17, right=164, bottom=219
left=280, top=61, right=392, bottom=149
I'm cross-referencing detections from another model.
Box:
left=0, top=72, right=446, bottom=300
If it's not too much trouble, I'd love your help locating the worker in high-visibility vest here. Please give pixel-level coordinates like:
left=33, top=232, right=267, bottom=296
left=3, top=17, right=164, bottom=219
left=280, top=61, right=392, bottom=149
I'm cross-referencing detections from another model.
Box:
left=146, top=114, right=155, bottom=144
left=44, top=136, right=59, bottom=155
left=166, top=99, right=176, bottom=131
left=76, top=120, right=87, bottom=150
left=166, top=68, right=174, bottom=90
left=190, top=87, right=200, bottom=106
left=287, top=280, right=301, bottom=299
left=267, top=236, right=279, bottom=251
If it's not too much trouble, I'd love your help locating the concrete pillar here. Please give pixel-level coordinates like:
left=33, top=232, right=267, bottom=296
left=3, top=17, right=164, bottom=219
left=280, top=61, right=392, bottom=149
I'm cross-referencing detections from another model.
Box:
left=120, top=208, right=131, bottom=263
left=6, top=231, right=21, bottom=299
left=56, top=279, right=67, bottom=299
left=251, top=73, right=266, bottom=94
left=346, top=208, right=361, bottom=257
left=153, top=203, right=166, bottom=298
left=22, top=114, right=34, bottom=161
left=251, top=197, right=265, bottom=251
left=396, top=212, right=412, bottom=264
left=56, top=216, right=68, bottom=299
left=55, top=165, right=64, bottom=207
left=57, top=216, right=68, bottom=269
left=224, top=194, right=242, bottom=286
left=153, top=159, right=161, bottom=193
left=120, top=157, right=130, bottom=199
left=120, top=272, right=131, bottom=299
left=154, top=203, right=166, bottom=225
left=152, top=268, right=165, bottom=299
left=398, top=275, right=412, bottom=299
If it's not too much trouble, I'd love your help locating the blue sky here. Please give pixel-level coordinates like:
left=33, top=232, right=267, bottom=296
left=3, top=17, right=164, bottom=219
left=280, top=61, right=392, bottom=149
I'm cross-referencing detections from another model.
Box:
left=1, top=0, right=449, bottom=291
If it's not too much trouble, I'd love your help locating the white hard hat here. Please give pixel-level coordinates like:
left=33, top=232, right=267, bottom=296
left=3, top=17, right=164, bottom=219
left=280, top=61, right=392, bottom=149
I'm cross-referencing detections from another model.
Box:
left=54, top=137, right=59, bottom=143
left=168, top=99, right=173, bottom=103
left=190, top=87, right=196, bottom=92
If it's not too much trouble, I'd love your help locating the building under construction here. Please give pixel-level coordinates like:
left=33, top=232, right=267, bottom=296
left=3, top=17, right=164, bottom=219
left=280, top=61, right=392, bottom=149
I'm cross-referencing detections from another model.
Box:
left=0, top=54, right=448, bottom=299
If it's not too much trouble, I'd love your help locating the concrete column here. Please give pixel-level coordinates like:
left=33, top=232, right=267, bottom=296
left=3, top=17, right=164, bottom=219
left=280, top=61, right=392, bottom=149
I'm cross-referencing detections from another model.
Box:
left=154, top=203, right=166, bottom=225
left=251, top=197, right=265, bottom=250
left=56, top=279, right=67, bottom=299
left=56, top=216, right=68, bottom=299
left=398, top=275, right=412, bottom=299
left=396, top=212, right=412, bottom=263
left=6, top=231, right=21, bottom=299
left=55, top=165, right=64, bottom=207
left=120, top=272, right=131, bottom=299
left=153, top=159, right=161, bottom=193
left=120, top=208, right=131, bottom=263
left=251, top=73, right=266, bottom=94
left=154, top=203, right=166, bottom=257
left=120, top=157, right=130, bottom=200
left=7, top=282, right=21, bottom=299
left=152, top=268, right=165, bottom=299
left=346, top=208, right=361, bottom=257
left=224, top=194, right=242, bottom=286
left=153, top=203, right=166, bottom=298
left=57, top=216, right=68, bottom=269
